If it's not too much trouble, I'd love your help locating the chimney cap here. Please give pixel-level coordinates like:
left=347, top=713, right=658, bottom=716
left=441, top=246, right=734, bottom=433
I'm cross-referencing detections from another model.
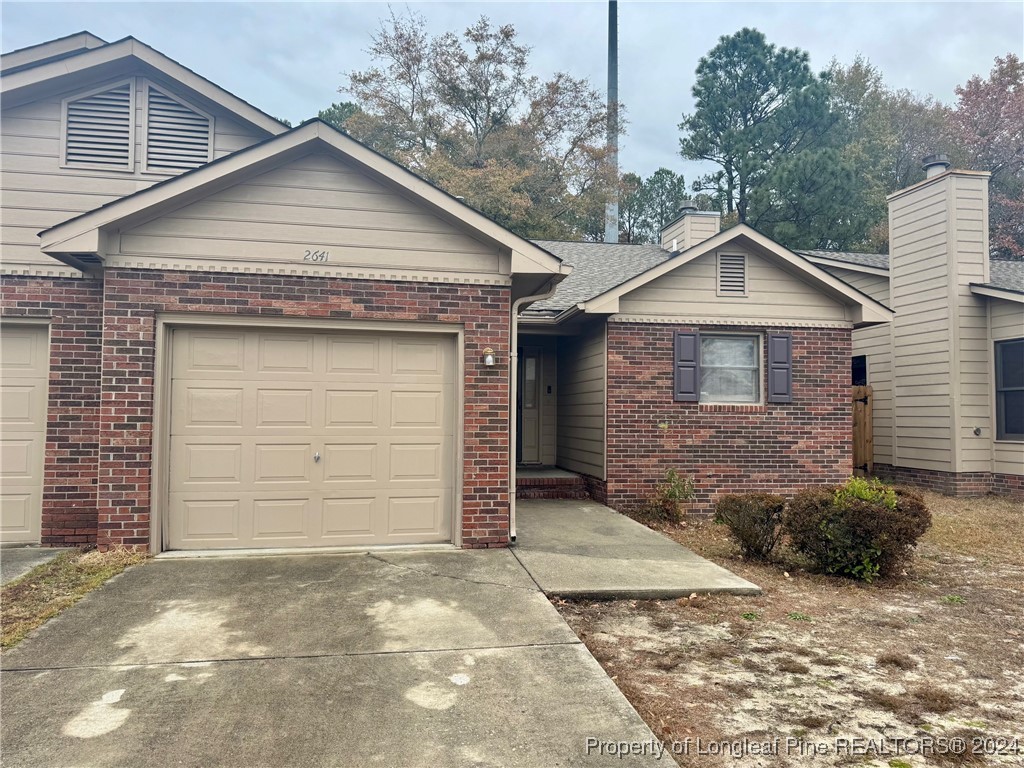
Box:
left=676, top=199, right=698, bottom=214
left=922, top=153, right=951, bottom=177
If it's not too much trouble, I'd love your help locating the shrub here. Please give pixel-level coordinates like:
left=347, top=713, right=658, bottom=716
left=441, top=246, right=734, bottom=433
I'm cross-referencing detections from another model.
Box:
left=714, top=493, right=786, bottom=559
left=639, top=469, right=695, bottom=523
left=784, top=479, right=931, bottom=582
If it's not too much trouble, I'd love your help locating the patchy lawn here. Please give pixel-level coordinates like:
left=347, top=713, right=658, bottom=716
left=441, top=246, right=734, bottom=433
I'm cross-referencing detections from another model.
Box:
left=556, top=492, right=1024, bottom=767
left=1, top=548, right=148, bottom=651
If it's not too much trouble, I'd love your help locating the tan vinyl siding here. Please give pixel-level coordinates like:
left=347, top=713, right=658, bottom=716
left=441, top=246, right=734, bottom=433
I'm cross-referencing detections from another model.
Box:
left=888, top=172, right=992, bottom=473
left=557, top=323, right=606, bottom=479
left=617, top=246, right=848, bottom=323
left=660, top=213, right=720, bottom=250
left=1, top=77, right=267, bottom=275
left=824, top=266, right=894, bottom=464
left=116, top=152, right=502, bottom=275
left=990, top=298, right=1024, bottom=476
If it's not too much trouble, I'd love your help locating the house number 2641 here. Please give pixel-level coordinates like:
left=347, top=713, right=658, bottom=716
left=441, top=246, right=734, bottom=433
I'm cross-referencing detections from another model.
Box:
left=304, top=249, right=330, bottom=262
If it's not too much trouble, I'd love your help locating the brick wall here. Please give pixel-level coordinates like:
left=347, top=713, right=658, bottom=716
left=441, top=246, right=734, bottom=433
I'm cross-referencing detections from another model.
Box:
left=874, top=464, right=1024, bottom=498
left=605, top=323, right=852, bottom=513
left=1, top=275, right=104, bottom=545
left=96, top=269, right=510, bottom=550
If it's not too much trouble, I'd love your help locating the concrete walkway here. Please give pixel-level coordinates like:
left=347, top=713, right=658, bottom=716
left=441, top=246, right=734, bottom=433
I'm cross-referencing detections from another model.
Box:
left=1, top=547, right=74, bottom=585
left=1, top=550, right=661, bottom=767
left=513, top=500, right=760, bottom=599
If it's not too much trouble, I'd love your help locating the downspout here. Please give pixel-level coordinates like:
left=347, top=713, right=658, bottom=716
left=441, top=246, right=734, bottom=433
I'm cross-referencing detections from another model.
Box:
left=509, top=278, right=562, bottom=543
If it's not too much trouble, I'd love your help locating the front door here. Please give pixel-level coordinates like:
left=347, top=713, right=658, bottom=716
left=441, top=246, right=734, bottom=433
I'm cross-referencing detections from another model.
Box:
left=518, top=347, right=541, bottom=464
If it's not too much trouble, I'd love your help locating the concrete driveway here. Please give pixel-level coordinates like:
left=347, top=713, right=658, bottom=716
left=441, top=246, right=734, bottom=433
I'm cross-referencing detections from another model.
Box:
left=1, top=550, right=661, bottom=767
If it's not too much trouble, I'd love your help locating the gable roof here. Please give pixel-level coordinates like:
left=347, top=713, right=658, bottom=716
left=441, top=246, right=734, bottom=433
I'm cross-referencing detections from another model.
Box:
left=1, top=31, right=107, bottom=75
left=797, top=249, right=890, bottom=275
left=1, top=35, right=287, bottom=137
left=576, top=225, right=892, bottom=326
left=39, top=119, right=569, bottom=279
left=528, top=241, right=672, bottom=311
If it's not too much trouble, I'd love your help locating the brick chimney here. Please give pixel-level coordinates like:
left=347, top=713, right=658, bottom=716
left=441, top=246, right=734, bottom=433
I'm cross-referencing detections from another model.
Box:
left=660, top=201, right=721, bottom=251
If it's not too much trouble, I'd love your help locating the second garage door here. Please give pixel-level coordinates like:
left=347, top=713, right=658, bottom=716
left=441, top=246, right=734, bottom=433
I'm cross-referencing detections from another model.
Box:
left=168, top=327, right=455, bottom=549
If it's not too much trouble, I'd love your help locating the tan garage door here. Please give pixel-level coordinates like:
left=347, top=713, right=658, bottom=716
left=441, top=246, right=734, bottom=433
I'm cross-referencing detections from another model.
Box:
left=168, top=328, right=455, bottom=549
left=1, top=324, right=49, bottom=544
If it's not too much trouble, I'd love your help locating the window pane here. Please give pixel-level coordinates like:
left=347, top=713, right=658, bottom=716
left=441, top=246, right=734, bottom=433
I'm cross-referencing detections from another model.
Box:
left=1000, top=390, right=1024, bottom=438
left=701, top=368, right=758, bottom=402
left=701, top=336, right=756, bottom=367
left=998, top=339, right=1024, bottom=389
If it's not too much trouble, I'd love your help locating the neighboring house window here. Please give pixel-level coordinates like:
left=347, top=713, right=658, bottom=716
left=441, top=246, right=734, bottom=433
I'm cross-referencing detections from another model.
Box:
left=995, top=338, right=1024, bottom=441
left=852, top=355, right=867, bottom=386
left=62, top=81, right=134, bottom=170
left=62, top=79, right=213, bottom=174
left=674, top=331, right=793, bottom=404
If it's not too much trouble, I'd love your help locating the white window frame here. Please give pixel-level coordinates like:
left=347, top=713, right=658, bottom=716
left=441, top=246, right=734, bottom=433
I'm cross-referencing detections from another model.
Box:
left=60, top=78, right=136, bottom=172
left=699, top=332, right=763, bottom=405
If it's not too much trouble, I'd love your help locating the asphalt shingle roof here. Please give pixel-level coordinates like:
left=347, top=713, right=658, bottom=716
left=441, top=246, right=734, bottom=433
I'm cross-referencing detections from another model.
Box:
left=796, top=249, right=890, bottom=270
left=529, top=240, right=672, bottom=311
left=983, top=259, right=1024, bottom=294
left=526, top=239, right=1023, bottom=314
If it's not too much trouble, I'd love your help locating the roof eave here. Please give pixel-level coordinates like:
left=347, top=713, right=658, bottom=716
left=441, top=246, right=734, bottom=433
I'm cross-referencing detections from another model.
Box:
left=803, top=255, right=889, bottom=277
left=970, top=284, right=1024, bottom=303
left=1, top=37, right=288, bottom=136
left=40, top=121, right=565, bottom=279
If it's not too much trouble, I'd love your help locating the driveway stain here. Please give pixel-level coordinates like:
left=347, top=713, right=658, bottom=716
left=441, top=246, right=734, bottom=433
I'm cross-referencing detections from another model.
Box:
left=62, top=689, right=130, bottom=739
left=115, top=600, right=268, bottom=663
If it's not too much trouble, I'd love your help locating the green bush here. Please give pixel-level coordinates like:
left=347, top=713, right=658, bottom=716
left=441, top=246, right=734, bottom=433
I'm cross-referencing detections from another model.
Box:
left=639, top=469, right=696, bottom=523
left=714, top=493, right=786, bottom=559
left=784, top=479, right=931, bottom=582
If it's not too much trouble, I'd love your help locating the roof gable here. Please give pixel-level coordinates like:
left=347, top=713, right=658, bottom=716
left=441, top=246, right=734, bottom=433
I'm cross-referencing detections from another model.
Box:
left=581, top=225, right=893, bottom=327
left=40, top=120, right=568, bottom=281
left=1, top=36, right=286, bottom=137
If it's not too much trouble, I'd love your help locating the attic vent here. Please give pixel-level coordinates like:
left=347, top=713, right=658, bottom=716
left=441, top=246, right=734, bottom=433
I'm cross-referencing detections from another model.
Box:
left=64, top=82, right=133, bottom=169
left=717, top=253, right=747, bottom=296
left=145, top=86, right=212, bottom=172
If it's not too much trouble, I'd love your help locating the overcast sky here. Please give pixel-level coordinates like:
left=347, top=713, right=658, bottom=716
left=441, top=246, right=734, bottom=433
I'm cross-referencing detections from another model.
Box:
left=3, top=1, right=1022, bottom=181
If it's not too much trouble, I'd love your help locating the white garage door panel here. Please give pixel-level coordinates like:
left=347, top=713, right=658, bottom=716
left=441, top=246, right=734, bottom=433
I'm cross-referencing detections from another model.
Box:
left=0, top=325, right=48, bottom=544
left=168, top=328, right=454, bottom=549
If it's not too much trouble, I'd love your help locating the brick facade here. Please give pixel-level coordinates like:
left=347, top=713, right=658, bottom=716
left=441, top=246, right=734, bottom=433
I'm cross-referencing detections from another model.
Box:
left=3, top=270, right=512, bottom=549
left=604, top=323, right=852, bottom=513
left=1, top=275, right=104, bottom=545
left=874, top=464, right=1024, bottom=498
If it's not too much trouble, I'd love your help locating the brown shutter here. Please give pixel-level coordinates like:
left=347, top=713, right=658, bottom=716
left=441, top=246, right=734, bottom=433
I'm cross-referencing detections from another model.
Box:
left=767, top=333, right=793, bottom=403
left=674, top=331, right=700, bottom=402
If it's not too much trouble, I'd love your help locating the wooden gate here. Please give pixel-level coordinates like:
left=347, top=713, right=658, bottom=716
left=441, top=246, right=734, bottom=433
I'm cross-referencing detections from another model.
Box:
left=852, top=385, right=873, bottom=476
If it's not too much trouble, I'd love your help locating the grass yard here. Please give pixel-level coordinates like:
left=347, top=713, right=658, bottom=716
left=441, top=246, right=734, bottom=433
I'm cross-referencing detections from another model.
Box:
left=556, top=492, right=1024, bottom=767
left=1, top=548, right=148, bottom=651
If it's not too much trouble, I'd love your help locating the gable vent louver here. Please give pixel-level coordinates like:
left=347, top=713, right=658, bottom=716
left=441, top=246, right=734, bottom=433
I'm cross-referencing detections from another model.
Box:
left=145, top=86, right=212, bottom=172
left=65, top=83, right=133, bottom=169
left=718, top=253, right=746, bottom=296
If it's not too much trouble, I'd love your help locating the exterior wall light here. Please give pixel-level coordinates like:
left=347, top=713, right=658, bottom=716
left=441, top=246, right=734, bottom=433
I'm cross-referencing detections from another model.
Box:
left=482, top=348, right=496, bottom=367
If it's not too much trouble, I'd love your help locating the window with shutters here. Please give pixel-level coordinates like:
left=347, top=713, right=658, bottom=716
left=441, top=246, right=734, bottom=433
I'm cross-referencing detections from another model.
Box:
left=61, top=79, right=214, bottom=175
left=61, top=81, right=135, bottom=170
left=717, top=253, right=747, bottom=296
left=674, top=330, right=792, bottom=405
left=143, top=84, right=213, bottom=172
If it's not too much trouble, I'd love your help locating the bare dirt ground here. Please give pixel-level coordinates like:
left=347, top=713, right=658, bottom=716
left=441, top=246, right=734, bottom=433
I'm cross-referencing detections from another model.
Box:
left=556, top=492, right=1024, bottom=767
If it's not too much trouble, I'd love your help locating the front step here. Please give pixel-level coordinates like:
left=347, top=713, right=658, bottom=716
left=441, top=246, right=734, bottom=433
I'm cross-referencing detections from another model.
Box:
left=516, top=468, right=590, bottom=500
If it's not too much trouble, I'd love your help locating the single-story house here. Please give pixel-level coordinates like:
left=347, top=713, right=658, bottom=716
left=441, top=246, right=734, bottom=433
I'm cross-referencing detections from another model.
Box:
left=2, top=32, right=898, bottom=553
